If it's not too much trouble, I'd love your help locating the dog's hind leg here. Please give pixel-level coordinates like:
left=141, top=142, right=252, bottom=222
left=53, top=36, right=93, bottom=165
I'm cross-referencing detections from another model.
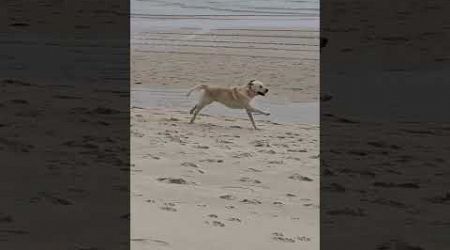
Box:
left=189, top=105, right=197, bottom=114
left=190, top=98, right=212, bottom=124
left=189, top=105, right=204, bottom=124
left=246, top=109, right=259, bottom=130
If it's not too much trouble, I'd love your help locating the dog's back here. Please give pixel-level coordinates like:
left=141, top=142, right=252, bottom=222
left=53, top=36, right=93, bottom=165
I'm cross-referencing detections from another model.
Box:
left=186, top=84, right=208, bottom=96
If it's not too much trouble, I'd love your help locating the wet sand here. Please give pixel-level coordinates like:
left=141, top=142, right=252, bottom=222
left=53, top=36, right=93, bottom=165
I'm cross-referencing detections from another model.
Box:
left=132, top=28, right=319, bottom=104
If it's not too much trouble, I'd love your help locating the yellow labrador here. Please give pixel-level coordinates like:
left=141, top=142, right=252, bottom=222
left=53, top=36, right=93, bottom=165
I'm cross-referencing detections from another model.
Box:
left=187, top=80, right=270, bottom=129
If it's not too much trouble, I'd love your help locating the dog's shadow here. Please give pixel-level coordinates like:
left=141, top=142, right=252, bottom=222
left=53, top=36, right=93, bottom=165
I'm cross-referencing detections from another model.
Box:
left=170, top=111, right=267, bottom=131
left=184, top=120, right=262, bottom=131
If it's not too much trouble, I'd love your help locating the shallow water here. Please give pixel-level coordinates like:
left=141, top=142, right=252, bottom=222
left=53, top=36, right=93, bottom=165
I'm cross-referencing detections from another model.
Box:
left=131, top=0, right=319, bottom=31
left=131, top=88, right=319, bottom=125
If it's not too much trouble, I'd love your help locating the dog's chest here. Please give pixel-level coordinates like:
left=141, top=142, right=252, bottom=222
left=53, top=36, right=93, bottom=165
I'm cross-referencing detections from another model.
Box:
left=220, top=101, right=244, bottom=109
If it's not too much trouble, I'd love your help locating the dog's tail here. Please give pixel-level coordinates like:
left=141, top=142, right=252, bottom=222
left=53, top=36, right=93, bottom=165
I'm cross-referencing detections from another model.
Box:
left=186, top=84, right=207, bottom=96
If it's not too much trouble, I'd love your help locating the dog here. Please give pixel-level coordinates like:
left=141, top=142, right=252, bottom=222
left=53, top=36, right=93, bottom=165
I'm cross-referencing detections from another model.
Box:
left=186, top=80, right=270, bottom=129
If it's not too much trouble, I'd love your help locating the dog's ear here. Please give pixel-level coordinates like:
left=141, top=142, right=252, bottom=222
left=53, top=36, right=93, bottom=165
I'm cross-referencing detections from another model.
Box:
left=248, top=80, right=255, bottom=86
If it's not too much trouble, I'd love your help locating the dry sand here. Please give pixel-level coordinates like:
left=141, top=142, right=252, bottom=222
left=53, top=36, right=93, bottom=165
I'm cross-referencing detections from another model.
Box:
left=131, top=107, right=319, bottom=250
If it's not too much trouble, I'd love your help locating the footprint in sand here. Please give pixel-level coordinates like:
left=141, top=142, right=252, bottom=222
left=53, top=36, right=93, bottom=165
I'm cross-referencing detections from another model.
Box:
left=257, top=149, right=277, bottom=154
left=227, top=217, right=242, bottom=223
left=289, top=173, right=313, bottom=182
left=245, top=168, right=262, bottom=172
left=296, top=236, right=311, bottom=242
left=240, top=199, right=262, bottom=205
left=160, top=202, right=177, bottom=212
left=131, top=130, right=144, bottom=138
left=287, top=156, right=301, bottom=161
left=212, top=221, right=225, bottom=227
left=232, top=152, right=253, bottom=158
left=251, top=140, right=270, bottom=147
left=239, top=177, right=261, bottom=184
left=144, top=154, right=160, bottom=160
left=181, top=162, right=199, bottom=168
left=273, top=143, right=289, bottom=148
left=187, top=169, right=205, bottom=174
left=268, top=160, right=284, bottom=165
left=205, top=220, right=226, bottom=227
left=157, top=177, right=194, bottom=185
left=219, top=194, right=236, bottom=200
left=200, top=159, right=223, bottom=163
left=181, top=162, right=205, bottom=174
left=216, top=139, right=234, bottom=144
left=287, top=149, right=307, bottom=153
left=272, top=232, right=296, bottom=243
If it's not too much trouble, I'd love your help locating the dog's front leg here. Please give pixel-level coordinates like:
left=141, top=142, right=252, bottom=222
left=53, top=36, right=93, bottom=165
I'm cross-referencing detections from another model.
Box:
left=246, top=109, right=259, bottom=130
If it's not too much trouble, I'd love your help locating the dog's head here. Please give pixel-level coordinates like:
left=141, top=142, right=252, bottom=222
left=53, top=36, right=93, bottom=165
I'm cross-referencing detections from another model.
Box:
left=247, top=80, right=269, bottom=96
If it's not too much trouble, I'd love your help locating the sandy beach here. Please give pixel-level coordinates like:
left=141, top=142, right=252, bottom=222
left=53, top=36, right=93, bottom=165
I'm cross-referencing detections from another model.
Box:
left=130, top=0, right=320, bottom=248
left=131, top=107, right=319, bottom=250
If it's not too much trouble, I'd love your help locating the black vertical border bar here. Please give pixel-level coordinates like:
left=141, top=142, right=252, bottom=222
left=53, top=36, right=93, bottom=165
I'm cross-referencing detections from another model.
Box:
left=321, top=0, right=450, bottom=249
left=1, top=0, right=130, bottom=249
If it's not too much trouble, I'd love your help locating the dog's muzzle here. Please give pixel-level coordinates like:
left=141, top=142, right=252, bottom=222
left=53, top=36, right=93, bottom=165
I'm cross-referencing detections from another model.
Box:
left=258, top=89, right=269, bottom=96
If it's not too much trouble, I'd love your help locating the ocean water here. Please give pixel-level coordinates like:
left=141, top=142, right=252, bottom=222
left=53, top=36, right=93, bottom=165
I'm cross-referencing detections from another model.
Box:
left=131, top=0, right=319, bottom=31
